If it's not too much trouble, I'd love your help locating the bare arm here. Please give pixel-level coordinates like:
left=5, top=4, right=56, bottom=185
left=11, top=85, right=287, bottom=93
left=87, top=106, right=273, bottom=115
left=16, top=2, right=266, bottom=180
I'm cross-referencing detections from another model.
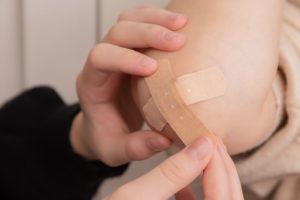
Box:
left=134, top=0, right=286, bottom=154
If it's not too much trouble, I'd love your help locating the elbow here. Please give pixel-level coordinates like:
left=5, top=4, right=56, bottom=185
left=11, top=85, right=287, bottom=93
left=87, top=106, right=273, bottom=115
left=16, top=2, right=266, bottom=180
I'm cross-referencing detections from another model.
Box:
left=191, top=85, right=277, bottom=155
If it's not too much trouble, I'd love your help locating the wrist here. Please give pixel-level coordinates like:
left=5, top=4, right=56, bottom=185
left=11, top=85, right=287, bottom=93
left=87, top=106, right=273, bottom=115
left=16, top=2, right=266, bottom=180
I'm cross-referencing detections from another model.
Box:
left=70, top=112, right=97, bottom=160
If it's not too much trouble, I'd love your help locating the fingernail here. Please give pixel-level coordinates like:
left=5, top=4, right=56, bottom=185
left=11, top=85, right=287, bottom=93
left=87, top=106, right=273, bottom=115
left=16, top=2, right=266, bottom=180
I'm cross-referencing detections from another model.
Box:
left=169, top=14, right=187, bottom=23
left=147, top=136, right=171, bottom=152
left=186, top=137, right=212, bottom=161
left=140, top=57, right=157, bottom=68
left=164, top=31, right=184, bottom=42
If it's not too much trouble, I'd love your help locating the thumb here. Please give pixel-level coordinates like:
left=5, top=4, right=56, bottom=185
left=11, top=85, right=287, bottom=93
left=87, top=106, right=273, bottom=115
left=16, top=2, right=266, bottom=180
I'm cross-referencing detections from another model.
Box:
left=111, top=137, right=214, bottom=200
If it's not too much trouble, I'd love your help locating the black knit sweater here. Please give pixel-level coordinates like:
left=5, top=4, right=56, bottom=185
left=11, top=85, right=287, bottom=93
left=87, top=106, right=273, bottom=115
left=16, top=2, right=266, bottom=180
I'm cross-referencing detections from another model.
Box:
left=0, top=87, right=128, bottom=200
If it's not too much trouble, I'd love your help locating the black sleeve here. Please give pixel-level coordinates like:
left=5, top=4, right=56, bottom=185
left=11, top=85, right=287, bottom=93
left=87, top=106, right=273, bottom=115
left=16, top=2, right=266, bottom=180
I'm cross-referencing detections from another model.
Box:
left=0, top=87, right=128, bottom=200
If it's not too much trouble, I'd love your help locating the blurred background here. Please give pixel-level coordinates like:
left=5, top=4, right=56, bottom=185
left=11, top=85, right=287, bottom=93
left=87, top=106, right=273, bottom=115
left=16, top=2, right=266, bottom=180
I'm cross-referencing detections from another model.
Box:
left=0, top=0, right=170, bottom=199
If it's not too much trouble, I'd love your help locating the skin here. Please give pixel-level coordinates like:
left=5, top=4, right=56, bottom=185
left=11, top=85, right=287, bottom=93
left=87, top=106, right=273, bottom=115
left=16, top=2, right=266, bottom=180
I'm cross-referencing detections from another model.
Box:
left=70, top=6, right=243, bottom=199
left=105, top=138, right=243, bottom=200
left=132, top=0, right=286, bottom=155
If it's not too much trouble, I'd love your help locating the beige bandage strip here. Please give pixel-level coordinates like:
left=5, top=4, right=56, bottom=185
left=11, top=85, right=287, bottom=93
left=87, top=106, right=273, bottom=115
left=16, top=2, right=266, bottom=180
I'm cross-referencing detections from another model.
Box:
left=143, top=98, right=167, bottom=131
left=175, top=67, right=227, bottom=105
left=144, top=59, right=217, bottom=145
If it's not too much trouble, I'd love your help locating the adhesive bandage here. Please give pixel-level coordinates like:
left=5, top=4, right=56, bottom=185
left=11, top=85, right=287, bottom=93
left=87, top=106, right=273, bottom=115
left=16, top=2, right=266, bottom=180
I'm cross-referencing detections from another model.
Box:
left=142, top=59, right=227, bottom=145
left=175, top=67, right=227, bottom=105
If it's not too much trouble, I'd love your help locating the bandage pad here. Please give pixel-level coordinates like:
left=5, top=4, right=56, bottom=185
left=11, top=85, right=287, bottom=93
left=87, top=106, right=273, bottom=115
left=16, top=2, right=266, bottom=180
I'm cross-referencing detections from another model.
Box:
left=176, top=67, right=227, bottom=105
left=143, top=59, right=217, bottom=145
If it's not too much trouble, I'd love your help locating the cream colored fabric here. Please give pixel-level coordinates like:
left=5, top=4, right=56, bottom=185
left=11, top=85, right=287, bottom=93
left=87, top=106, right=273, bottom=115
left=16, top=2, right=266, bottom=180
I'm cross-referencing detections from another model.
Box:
left=235, top=2, right=300, bottom=199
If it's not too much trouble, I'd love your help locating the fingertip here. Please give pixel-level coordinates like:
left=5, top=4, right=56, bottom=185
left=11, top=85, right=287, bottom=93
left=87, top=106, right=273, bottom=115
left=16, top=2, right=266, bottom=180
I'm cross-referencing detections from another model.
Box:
left=146, top=135, right=172, bottom=152
left=138, top=56, right=158, bottom=75
left=125, top=131, right=171, bottom=161
left=168, top=14, right=188, bottom=30
left=185, top=137, right=213, bottom=162
left=162, top=31, right=186, bottom=49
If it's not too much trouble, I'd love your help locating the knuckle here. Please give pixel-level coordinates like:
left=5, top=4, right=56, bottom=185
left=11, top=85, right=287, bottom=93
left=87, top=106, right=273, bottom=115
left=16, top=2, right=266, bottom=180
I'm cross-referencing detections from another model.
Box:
left=106, top=23, right=120, bottom=41
left=106, top=21, right=129, bottom=44
left=87, top=43, right=107, bottom=68
left=125, top=139, right=145, bottom=161
left=86, top=47, right=99, bottom=68
left=158, top=157, right=188, bottom=185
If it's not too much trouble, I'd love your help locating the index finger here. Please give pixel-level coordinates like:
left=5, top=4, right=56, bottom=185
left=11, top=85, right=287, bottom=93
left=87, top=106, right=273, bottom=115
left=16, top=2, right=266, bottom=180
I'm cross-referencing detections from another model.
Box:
left=80, top=43, right=157, bottom=86
left=116, top=137, right=213, bottom=200
left=202, top=140, right=244, bottom=200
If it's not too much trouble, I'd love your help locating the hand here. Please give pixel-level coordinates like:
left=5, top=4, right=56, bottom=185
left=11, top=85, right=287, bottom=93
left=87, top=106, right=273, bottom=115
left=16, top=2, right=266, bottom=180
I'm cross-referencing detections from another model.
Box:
left=104, top=138, right=244, bottom=200
left=70, top=5, right=187, bottom=165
